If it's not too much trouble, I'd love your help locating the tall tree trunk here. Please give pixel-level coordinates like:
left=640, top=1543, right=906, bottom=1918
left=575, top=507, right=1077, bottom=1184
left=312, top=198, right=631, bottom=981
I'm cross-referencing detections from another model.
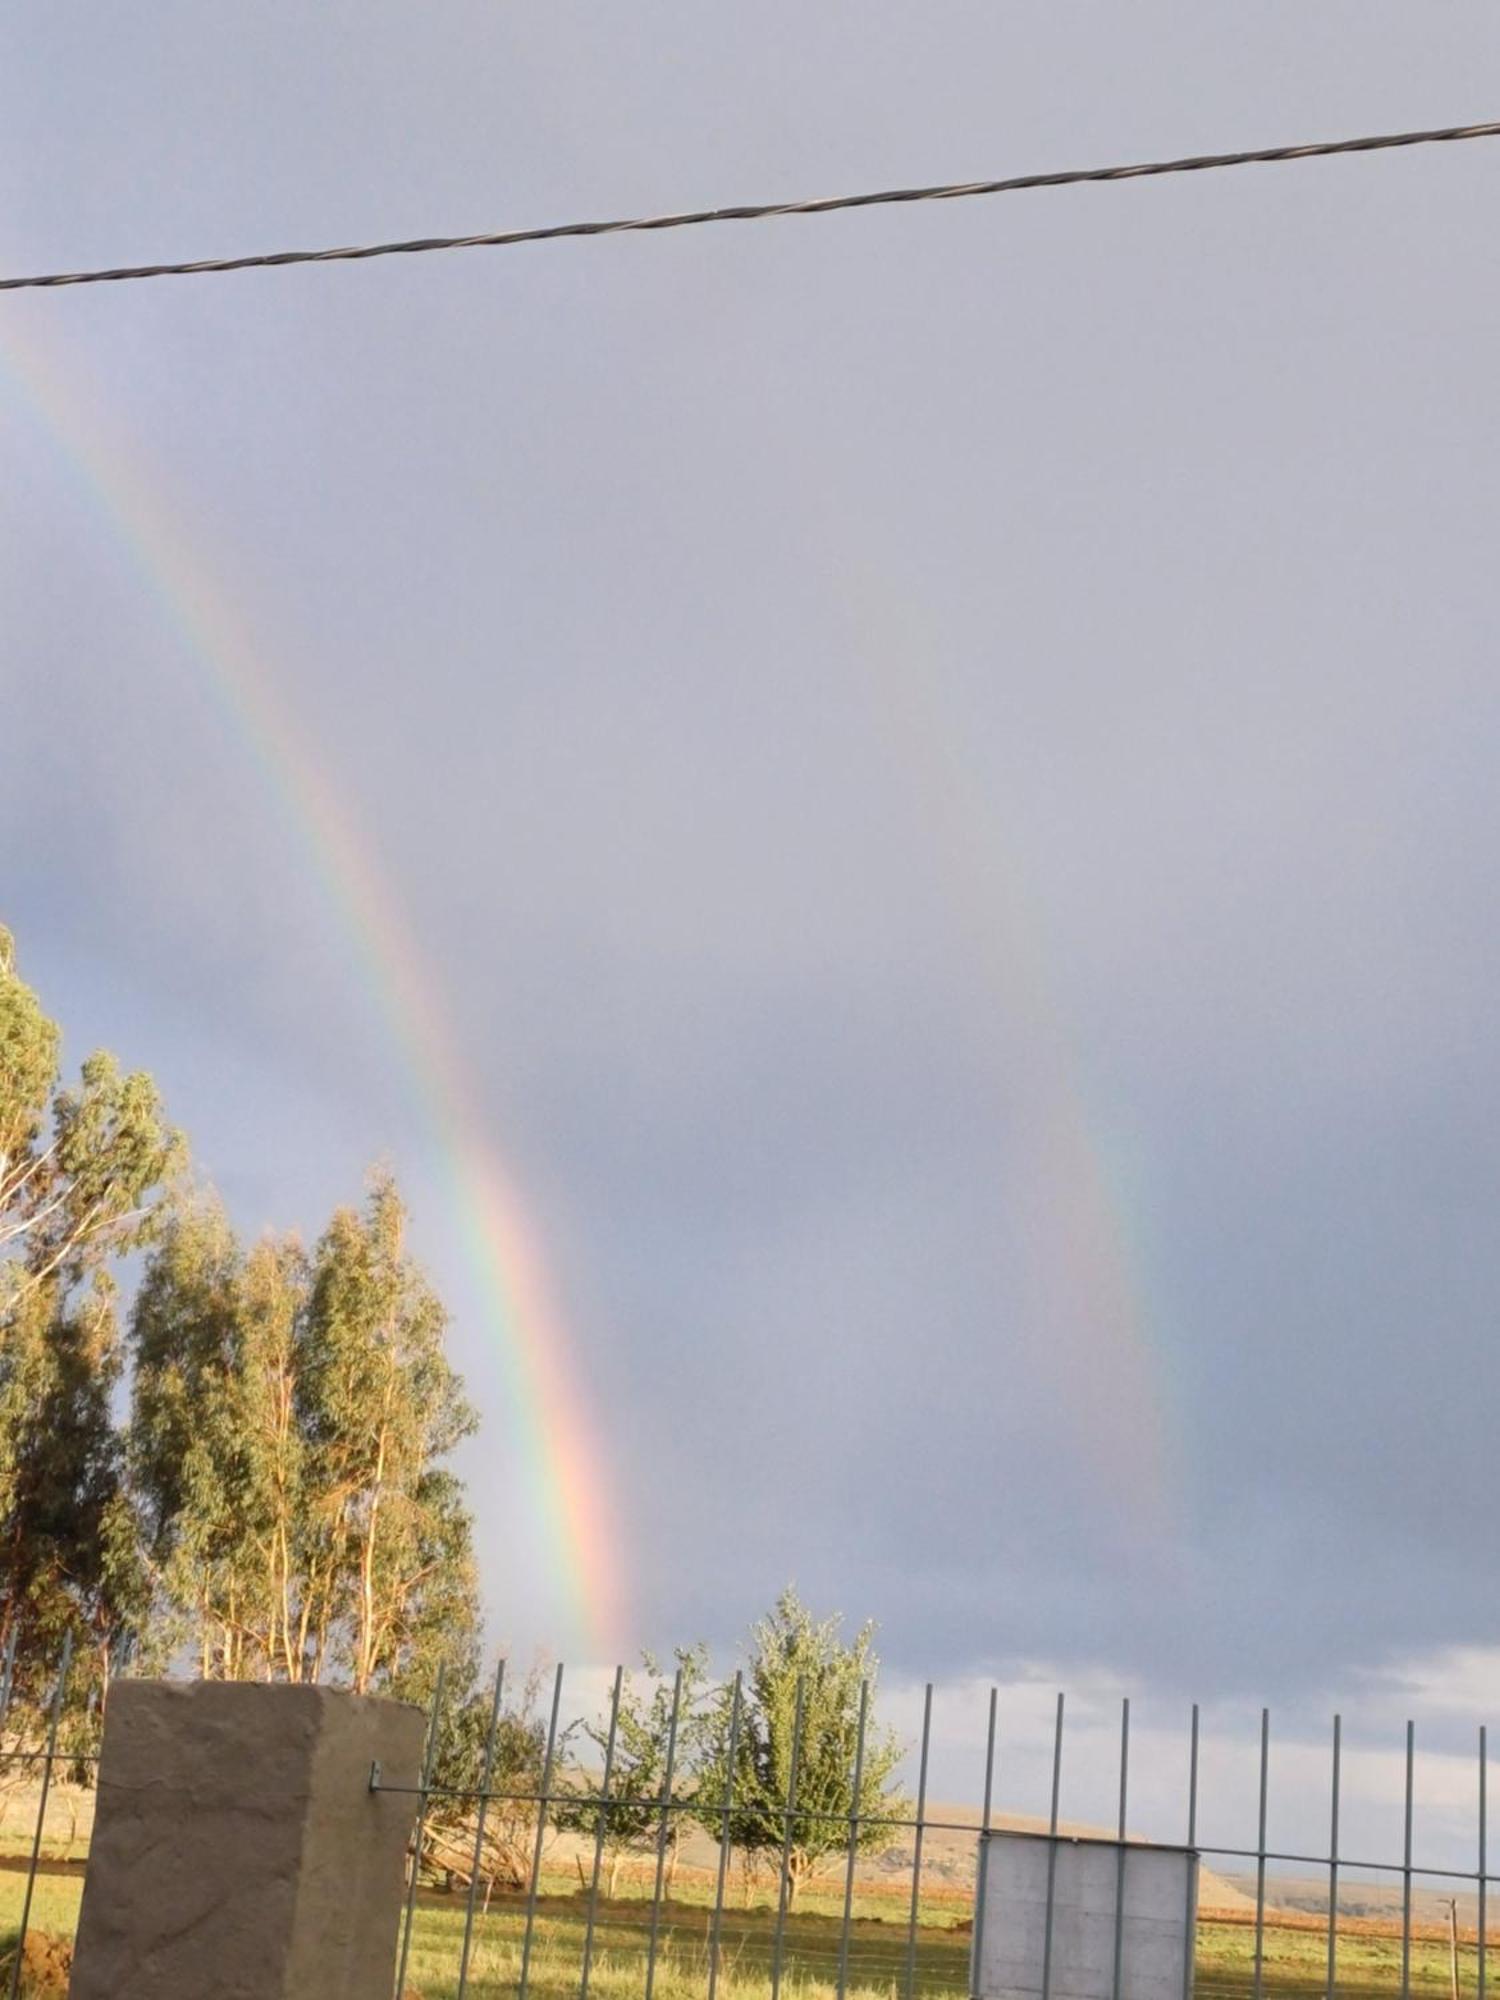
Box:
left=354, top=1357, right=400, bottom=1693
left=356, top=1417, right=389, bottom=1694
left=787, top=1851, right=808, bottom=1909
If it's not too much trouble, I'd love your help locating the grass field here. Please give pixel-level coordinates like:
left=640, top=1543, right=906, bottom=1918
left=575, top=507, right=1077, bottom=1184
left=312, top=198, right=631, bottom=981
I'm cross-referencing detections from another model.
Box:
left=1, top=1852, right=1493, bottom=2000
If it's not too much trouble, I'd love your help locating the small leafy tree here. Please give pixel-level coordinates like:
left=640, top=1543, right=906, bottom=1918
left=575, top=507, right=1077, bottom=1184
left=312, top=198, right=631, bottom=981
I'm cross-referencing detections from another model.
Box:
left=557, top=1647, right=708, bottom=1898
left=695, top=1590, right=908, bottom=1905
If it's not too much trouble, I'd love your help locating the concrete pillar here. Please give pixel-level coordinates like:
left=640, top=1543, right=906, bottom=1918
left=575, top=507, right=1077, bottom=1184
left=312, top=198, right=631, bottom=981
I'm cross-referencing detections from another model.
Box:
left=70, top=1680, right=426, bottom=2000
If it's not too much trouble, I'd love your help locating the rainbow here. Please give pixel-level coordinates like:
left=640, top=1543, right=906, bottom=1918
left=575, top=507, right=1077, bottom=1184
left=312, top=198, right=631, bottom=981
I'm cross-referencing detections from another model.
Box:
left=836, top=566, right=1178, bottom=1534
left=1, top=315, right=623, bottom=1657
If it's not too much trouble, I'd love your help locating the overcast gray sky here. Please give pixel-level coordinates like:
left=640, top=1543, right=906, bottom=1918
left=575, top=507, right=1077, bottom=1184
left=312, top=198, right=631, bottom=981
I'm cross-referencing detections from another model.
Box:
left=4, top=4, right=1499, bottom=1726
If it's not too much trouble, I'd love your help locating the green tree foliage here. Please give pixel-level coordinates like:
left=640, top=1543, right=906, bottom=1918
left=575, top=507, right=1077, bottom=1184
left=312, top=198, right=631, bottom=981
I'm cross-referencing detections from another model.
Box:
left=130, top=1201, right=280, bottom=1678
left=0, top=923, right=491, bottom=1744
left=0, top=1280, right=148, bottom=1708
left=0, top=928, right=178, bottom=1707
left=299, top=1178, right=480, bottom=1693
left=0, top=929, right=180, bottom=1312
left=695, top=1590, right=908, bottom=1905
left=558, top=1647, right=708, bottom=1896
left=130, top=1175, right=480, bottom=1694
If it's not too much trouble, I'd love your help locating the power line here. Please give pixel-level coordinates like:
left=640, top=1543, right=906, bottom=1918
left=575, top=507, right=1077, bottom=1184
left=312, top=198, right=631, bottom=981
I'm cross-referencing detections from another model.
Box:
left=3, top=115, right=1499, bottom=295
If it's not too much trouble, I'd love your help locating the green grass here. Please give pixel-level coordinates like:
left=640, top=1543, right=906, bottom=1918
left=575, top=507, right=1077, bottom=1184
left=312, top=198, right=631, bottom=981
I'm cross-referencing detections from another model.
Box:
left=396, top=1892, right=1498, bottom=2000
left=0, top=1855, right=1489, bottom=2000
left=0, top=1862, right=84, bottom=1960
left=397, top=1889, right=969, bottom=2000
left=1195, top=1913, right=1490, bottom=2000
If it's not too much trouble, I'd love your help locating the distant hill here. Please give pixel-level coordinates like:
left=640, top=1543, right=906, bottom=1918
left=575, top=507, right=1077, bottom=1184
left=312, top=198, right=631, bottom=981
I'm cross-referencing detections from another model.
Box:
left=1215, top=1872, right=1483, bottom=1930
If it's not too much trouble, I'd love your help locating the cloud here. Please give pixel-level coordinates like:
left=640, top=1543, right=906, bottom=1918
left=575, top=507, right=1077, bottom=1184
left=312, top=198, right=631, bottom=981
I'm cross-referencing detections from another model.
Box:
left=6, top=0, right=1500, bottom=1696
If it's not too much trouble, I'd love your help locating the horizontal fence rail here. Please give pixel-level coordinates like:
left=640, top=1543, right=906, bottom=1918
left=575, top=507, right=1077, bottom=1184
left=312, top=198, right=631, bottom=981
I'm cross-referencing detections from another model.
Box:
left=0, top=1644, right=1493, bottom=2000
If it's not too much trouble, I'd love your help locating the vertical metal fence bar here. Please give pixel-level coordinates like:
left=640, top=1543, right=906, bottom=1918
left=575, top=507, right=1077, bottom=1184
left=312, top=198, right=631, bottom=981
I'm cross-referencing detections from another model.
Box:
left=1112, top=1698, right=1131, bottom=2000
left=1253, top=1709, right=1269, bottom=2000
left=770, top=1676, right=807, bottom=2000
left=1182, top=1704, right=1200, bottom=2000
left=971, top=1688, right=999, bottom=2000
left=519, top=1662, right=566, bottom=2000
left=836, top=1678, right=870, bottom=2000
left=0, top=1624, right=17, bottom=1862
left=1041, top=1693, right=1066, bottom=2000
left=1401, top=1719, right=1415, bottom=2000
left=902, top=1685, right=934, bottom=2000
left=394, top=1664, right=445, bottom=2000
left=644, top=1667, right=685, bottom=2000
left=706, top=1671, right=743, bottom=2000
left=0, top=1628, right=17, bottom=1731
left=1326, top=1714, right=1341, bottom=2000
left=579, top=1664, right=625, bottom=2000
left=455, top=1656, right=506, bottom=2000
left=1480, top=1725, right=1488, bottom=2000
left=8, top=1633, right=70, bottom=2000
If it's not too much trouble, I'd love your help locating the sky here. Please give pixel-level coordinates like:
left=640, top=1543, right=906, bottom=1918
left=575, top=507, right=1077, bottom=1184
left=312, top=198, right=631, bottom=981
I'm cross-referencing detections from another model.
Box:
left=3, top=0, right=1500, bottom=1815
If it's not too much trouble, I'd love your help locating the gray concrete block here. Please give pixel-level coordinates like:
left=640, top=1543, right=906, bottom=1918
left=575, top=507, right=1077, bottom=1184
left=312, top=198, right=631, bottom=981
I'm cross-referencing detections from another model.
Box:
left=70, top=1680, right=425, bottom=2000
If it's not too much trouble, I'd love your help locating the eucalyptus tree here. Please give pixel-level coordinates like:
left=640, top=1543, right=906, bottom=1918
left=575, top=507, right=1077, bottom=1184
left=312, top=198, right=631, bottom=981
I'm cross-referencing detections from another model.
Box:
left=0, top=926, right=180, bottom=1313
left=298, top=1174, right=479, bottom=1692
left=130, top=1173, right=480, bottom=1694
left=0, top=926, right=179, bottom=1705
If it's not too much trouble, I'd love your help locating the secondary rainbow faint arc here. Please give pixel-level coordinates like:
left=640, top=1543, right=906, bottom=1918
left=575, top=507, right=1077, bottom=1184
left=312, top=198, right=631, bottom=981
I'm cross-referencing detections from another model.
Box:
left=838, top=568, right=1178, bottom=1533
left=1, top=321, right=622, bottom=1657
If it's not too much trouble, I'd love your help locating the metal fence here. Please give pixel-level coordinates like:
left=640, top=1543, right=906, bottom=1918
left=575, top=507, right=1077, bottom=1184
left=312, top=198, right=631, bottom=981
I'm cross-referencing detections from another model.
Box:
left=0, top=1631, right=83, bottom=2000
left=370, top=1663, right=1498, bottom=2000
left=0, top=1637, right=1495, bottom=2000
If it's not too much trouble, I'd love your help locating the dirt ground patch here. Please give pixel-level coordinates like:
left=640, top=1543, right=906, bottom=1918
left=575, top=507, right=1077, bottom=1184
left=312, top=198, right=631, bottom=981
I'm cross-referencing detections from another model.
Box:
left=0, top=1929, right=73, bottom=1998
